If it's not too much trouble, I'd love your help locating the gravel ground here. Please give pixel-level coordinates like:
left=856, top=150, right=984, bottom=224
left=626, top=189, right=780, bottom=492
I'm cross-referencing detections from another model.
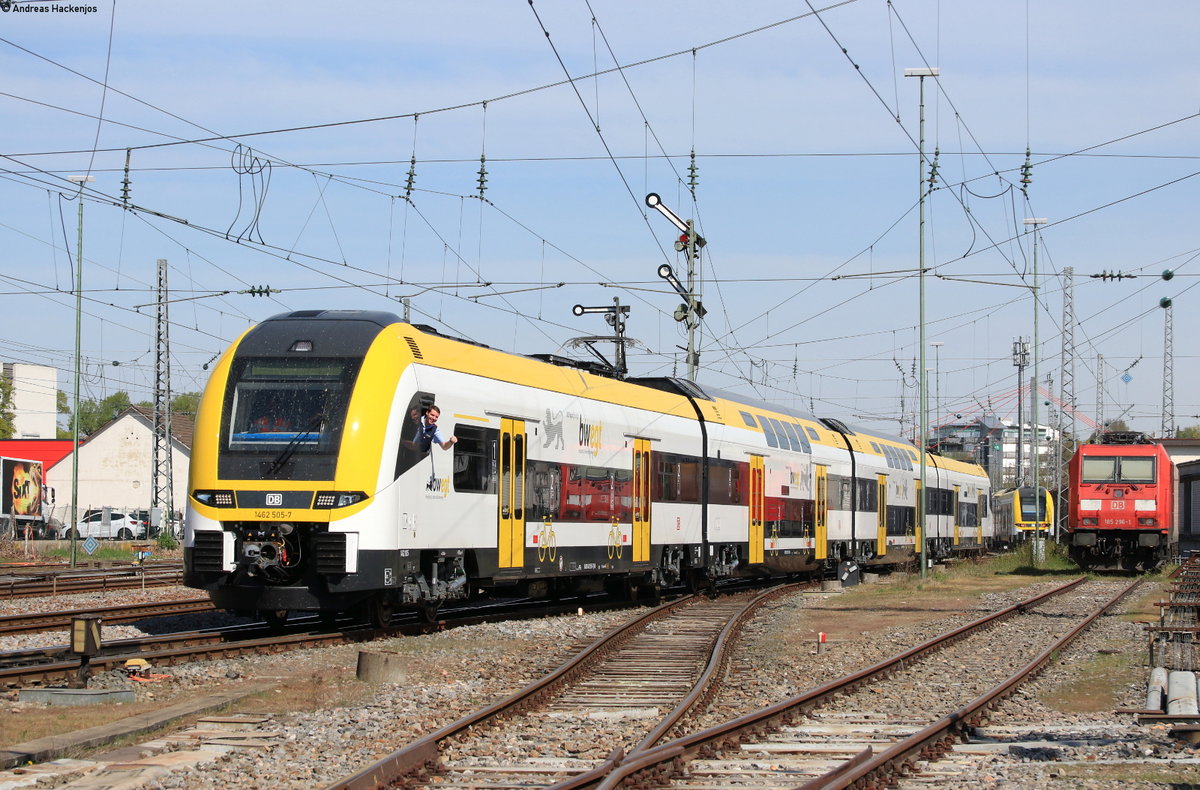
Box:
left=0, top=585, right=247, bottom=653
left=0, top=576, right=1194, bottom=790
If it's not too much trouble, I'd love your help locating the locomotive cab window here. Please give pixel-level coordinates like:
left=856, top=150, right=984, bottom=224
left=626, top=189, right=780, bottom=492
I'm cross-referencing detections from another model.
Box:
left=225, top=358, right=358, bottom=449
left=1081, top=457, right=1117, bottom=483
left=220, top=357, right=360, bottom=479
left=1118, top=457, right=1155, bottom=483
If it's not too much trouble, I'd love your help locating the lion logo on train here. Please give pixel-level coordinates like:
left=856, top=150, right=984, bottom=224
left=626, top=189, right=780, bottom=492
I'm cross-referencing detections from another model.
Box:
left=544, top=409, right=565, bottom=449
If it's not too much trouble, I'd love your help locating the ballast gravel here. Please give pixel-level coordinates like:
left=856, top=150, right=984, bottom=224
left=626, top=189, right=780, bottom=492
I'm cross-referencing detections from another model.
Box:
left=0, top=577, right=1193, bottom=790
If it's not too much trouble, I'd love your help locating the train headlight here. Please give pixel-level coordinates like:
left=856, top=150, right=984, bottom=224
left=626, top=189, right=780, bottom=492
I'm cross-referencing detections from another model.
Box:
left=1082, top=518, right=1098, bottom=525
left=1079, top=499, right=1101, bottom=510
left=1138, top=518, right=1158, bottom=526
left=194, top=490, right=236, bottom=508
left=1134, top=499, right=1157, bottom=511
left=313, top=491, right=368, bottom=509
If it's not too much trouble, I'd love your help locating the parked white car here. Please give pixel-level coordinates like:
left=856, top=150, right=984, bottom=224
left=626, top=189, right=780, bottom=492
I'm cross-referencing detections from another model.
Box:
left=59, top=511, right=148, bottom=541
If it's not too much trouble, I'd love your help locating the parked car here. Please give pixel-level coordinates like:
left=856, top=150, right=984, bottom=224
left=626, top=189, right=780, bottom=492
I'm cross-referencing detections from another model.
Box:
left=59, top=511, right=148, bottom=541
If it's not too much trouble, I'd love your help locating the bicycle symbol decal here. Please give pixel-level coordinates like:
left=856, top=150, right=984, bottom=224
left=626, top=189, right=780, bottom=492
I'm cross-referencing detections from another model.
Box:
left=607, top=520, right=624, bottom=560
left=537, top=517, right=557, bottom=563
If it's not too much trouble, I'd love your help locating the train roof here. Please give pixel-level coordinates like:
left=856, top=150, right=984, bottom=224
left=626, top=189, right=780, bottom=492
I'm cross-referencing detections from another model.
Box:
left=254, top=312, right=982, bottom=476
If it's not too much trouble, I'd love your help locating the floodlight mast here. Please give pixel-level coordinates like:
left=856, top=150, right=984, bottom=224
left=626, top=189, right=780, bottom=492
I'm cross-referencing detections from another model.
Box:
left=646, top=193, right=705, bottom=381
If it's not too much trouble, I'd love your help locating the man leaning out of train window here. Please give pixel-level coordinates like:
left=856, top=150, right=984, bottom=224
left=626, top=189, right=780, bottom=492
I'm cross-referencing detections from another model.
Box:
left=415, top=405, right=457, bottom=452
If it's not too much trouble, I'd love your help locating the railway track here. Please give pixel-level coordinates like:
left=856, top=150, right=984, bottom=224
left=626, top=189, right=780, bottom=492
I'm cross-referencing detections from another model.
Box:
left=0, top=597, right=215, bottom=636
left=0, top=565, right=185, bottom=599
left=580, top=578, right=1141, bottom=790
left=328, top=584, right=801, bottom=790
left=326, top=577, right=1141, bottom=790
left=0, top=591, right=676, bottom=689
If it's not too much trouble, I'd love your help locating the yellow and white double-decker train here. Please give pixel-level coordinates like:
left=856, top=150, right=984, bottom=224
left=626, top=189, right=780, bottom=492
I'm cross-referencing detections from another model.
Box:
left=184, top=310, right=994, bottom=625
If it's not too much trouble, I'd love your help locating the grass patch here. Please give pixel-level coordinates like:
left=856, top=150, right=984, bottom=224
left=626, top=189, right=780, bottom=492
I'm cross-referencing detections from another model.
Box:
left=0, top=698, right=176, bottom=746
left=35, top=545, right=139, bottom=562
left=1048, top=762, right=1200, bottom=784
left=988, top=539, right=1080, bottom=575
left=1040, top=648, right=1141, bottom=713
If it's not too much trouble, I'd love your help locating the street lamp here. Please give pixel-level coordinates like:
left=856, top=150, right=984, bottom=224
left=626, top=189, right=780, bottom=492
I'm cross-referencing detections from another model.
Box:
left=1024, top=216, right=1047, bottom=562
left=67, top=174, right=94, bottom=568
left=905, top=66, right=938, bottom=578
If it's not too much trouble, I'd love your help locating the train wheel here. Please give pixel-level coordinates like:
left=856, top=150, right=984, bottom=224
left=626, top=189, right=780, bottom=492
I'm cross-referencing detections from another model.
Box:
left=642, top=582, right=663, bottom=606
left=364, top=596, right=393, bottom=629
left=418, top=599, right=441, bottom=624
left=263, top=609, right=288, bottom=632
left=319, top=611, right=340, bottom=629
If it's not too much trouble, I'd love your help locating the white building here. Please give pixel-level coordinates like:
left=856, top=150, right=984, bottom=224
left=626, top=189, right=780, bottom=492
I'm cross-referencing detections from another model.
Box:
left=2, top=363, right=57, bottom=439
left=47, top=406, right=191, bottom=528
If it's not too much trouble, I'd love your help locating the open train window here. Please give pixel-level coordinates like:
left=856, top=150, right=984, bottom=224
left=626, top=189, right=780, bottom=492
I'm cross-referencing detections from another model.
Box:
left=452, top=425, right=498, bottom=494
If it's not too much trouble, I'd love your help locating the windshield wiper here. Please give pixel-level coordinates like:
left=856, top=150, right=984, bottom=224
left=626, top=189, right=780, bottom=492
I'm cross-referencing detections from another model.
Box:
left=265, top=415, right=324, bottom=476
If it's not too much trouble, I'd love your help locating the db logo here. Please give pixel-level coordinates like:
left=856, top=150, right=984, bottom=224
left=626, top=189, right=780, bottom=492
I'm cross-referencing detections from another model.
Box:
left=266, top=493, right=283, bottom=506
left=1110, top=500, right=1125, bottom=510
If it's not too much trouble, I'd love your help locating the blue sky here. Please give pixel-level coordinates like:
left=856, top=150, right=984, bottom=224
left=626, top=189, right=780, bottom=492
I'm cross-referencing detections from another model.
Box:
left=2, top=1, right=1197, bottom=440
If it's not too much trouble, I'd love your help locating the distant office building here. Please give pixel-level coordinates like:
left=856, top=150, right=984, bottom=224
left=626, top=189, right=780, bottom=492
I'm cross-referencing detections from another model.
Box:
left=931, top=416, right=1058, bottom=489
left=2, top=363, right=57, bottom=439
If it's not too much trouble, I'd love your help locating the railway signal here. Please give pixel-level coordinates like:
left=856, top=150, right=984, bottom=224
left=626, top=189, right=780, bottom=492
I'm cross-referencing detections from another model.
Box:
left=646, top=193, right=705, bottom=381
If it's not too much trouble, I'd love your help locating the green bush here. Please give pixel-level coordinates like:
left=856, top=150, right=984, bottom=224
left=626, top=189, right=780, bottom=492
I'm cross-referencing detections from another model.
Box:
left=156, top=531, right=179, bottom=550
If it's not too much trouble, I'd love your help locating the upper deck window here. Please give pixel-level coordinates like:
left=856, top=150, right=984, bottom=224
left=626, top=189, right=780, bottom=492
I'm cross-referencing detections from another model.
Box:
left=757, top=416, right=780, bottom=449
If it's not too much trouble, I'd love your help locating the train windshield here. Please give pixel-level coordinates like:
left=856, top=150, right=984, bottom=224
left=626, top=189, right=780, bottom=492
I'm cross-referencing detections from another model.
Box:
left=1018, top=488, right=1046, bottom=521
left=1081, top=455, right=1156, bottom=484
left=223, top=357, right=359, bottom=459
left=1117, top=457, right=1155, bottom=483
left=1080, top=457, right=1116, bottom=483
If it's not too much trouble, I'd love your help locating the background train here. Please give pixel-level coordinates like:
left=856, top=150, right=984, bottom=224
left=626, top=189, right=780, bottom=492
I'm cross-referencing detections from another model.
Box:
left=991, top=486, right=1053, bottom=541
left=183, top=310, right=998, bottom=625
left=1066, top=432, right=1178, bottom=570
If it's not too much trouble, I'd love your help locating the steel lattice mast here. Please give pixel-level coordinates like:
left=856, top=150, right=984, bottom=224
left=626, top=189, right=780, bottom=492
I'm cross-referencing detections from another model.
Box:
left=152, top=258, right=175, bottom=537
left=1057, top=267, right=1075, bottom=536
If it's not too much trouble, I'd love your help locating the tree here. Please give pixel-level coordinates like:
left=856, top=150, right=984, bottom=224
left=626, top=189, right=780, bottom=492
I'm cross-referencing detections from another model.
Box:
left=1086, top=419, right=1132, bottom=443
left=0, top=375, right=15, bottom=439
left=60, top=391, right=134, bottom=438
left=172, top=392, right=201, bottom=417
left=1175, top=425, right=1200, bottom=439
left=135, top=392, right=201, bottom=417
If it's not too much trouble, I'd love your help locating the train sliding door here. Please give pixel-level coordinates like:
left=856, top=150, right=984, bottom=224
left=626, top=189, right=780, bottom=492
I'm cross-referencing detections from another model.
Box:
left=632, top=438, right=651, bottom=564
left=876, top=473, right=888, bottom=556
left=498, top=418, right=526, bottom=572
left=748, top=455, right=765, bottom=564
left=953, top=485, right=961, bottom=546
left=815, top=465, right=828, bottom=560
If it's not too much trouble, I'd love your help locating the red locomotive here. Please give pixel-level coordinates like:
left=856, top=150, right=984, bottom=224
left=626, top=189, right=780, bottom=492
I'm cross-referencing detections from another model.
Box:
left=1066, top=432, right=1178, bottom=570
